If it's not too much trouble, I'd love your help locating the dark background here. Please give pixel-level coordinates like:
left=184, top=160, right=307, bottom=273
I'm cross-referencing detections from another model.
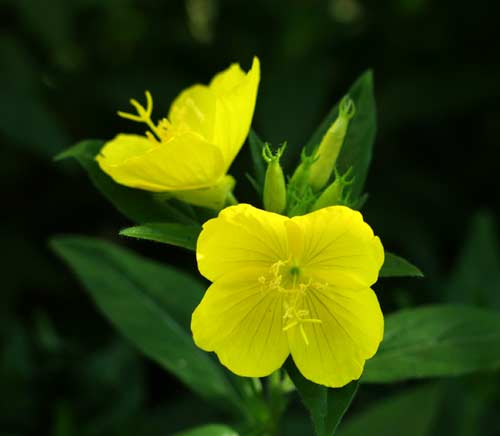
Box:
left=2, top=0, right=500, bottom=435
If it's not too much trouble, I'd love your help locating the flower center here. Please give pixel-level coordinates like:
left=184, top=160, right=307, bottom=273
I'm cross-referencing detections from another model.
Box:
left=258, top=260, right=324, bottom=345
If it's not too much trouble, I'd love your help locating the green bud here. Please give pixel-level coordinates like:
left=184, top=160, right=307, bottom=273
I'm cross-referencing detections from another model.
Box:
left=288, top=148, right=317, bottom=197
left=286, top=149, right=317, bottom=216
left=262, top=143, right=287, bottom=214
left=312, top=167, right=354, bottom=211
left=308, top=96, right=355, bottom=192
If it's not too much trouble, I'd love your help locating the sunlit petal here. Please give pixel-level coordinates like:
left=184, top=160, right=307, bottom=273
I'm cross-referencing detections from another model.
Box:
left=289, top=206, right=384, bottom=289
left=192, top=268, right=290, bottom=377
left=168, top=85, right=216, bottom=142
left=197, top=204, right=289, bottom=281
left=211, top=56, right=260, bottom=170
left=288, top=286, right=383, bottom=387
left=97, top=132, right=225, bottom=191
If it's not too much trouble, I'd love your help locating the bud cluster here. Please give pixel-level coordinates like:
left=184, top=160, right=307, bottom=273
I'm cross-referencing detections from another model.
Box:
left=261, top=95, right=357, bottom=217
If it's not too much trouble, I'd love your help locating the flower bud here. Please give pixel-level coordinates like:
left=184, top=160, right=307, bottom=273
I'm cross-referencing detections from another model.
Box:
left=262, top=143, right=287, bottom=214
left=288, top=148, right=319, bottom=198
left=311, top=167, right=354, bottom=211
left=286, top=149, right=317, bottom=216
left=308, top=96, right=355, bottom=192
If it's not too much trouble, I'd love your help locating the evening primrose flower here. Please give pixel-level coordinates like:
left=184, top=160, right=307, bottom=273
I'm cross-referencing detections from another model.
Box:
left=96, top=57, right=260, bottom=209
left=192, top=204, right=384, bottom=388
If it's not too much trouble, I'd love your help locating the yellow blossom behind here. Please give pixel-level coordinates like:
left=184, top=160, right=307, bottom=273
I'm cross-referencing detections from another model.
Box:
left=192, top=204, right=384, bottom=387
left=96, top=57, right=260, bottom=209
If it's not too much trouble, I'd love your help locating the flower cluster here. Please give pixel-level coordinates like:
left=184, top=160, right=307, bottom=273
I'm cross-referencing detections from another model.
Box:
left=95, top=56, right=384, bottom=388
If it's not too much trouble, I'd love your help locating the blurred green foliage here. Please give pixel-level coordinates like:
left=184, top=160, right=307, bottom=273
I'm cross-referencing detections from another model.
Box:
left=2, top=0, right=500, bottom=434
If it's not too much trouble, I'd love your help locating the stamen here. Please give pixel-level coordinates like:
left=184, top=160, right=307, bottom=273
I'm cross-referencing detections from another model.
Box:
left=117, top=111, right=143, bottom=122
left=145, top=90, right=153, bottom=116
left=145, top=131, right=160, bottom=144
left=282, top=303, right=322, bottom=345
left=300, top=324, right=309, bottom=346
left=156, top=118, right=174, bottom=142
left=282, top=321, right=298, bottom=331
left=258, top=260, right=324, bottom=346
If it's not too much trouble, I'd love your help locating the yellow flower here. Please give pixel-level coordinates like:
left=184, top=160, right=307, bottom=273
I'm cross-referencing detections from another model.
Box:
left=96, top=57, right=260, bottom=209
left=192, top=204, right=384, bottom=387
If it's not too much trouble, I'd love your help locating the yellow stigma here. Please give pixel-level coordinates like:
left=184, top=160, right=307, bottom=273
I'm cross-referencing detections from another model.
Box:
left=117, top=90, right=163, bottom=141
left=258, top=260, right=323, bottom=345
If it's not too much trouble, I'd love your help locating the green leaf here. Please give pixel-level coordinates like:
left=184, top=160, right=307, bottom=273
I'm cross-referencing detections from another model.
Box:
left=337, top=384, right=443, bottom=436
left=56, top=140, right=197, bottom=225
left=305, top=70, right=376, bottom=200
left=50, top=236, right=238, bottom=410
left=174, top=424, right=239, bottom=436
left=363, top=305, right=500, bottom=383
left=286, top=360, right=358, bottom=436
left=446, top=210, right=500, bottom=309
left=380, top=252, right=424, bottom=278
left=120, top=223, right=201, bottom=251
left=248, top=129, right=266, bottom=188
left=434, top=375, right=500, bottom=436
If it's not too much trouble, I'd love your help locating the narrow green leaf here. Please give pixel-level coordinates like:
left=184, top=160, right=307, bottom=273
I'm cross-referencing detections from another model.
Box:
left=286, top=360, right=358, bottom=436
left=337, top=384, right=443, bottom=436
left=50, top=236, right=238, bottom=410
left=305, top=71, right=376, bottom=200
left=380, top=252, right=424, bottom=278
left=174, top=424, right=239, bottom=436
left=248, top=129, right=266, bottom=189
left=56, top=140, right=197, bottom=225
left=120, top=223, right=201, bottom=251
left=363, top=305, right=500, bottom=383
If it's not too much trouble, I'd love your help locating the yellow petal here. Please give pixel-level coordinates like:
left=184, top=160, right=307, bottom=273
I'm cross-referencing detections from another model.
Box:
left=192, top=269, right=290, bottom=377
left=210, top=63, right=248, bottom=93
left=196, top=203, right=289, bottom=282
left=170, top=175, right=235, bottom=210
left=167, top=57, right=260, bottom=173
left=96, top=132, right=225, bottom=191
left=289, top=206, right=384, bottom=289
left=211, top=56, right=260, bottom=170
left=288, top=286, right=383, bottom=387
left=168, top=85, right=216, bottom=142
